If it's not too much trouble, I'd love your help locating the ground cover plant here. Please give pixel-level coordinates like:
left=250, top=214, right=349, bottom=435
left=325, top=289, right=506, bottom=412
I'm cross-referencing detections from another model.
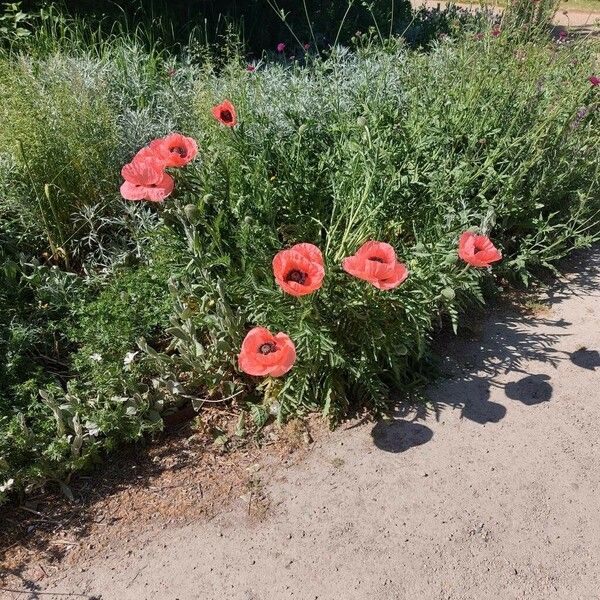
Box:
left=0, top=1, right=599, bottom=504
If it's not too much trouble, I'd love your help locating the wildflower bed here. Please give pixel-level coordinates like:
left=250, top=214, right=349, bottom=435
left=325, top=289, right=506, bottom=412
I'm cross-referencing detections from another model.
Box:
left=0, top=22, right=599, bottom=503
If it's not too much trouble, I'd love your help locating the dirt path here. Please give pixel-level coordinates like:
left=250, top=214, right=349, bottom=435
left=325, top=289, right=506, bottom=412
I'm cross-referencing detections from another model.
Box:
left=411, top=0, right=600, bottom=28
left=10, top=247, right=600, bottom=600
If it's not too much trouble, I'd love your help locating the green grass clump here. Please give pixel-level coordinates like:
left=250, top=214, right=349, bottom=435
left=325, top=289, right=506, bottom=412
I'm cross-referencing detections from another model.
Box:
left=0, top=8, right=599, bottom=503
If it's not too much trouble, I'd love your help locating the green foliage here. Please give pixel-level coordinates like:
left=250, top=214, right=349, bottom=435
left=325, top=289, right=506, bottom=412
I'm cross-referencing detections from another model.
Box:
left=0, top=7, right=599, bottom=503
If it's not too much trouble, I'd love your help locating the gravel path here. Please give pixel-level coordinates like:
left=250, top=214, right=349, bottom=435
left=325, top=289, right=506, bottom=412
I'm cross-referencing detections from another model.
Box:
left=26, top=248, right=600, bottom=600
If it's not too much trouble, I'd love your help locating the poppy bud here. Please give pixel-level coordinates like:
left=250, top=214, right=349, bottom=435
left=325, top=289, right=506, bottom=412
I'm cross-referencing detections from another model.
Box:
left=441, top=287, right=455, bottom=300
left=444, top=253, right=458, bottom=265
left=184, top=204, right=201, bottom=224
left=356, top=116, right=367, bottom=128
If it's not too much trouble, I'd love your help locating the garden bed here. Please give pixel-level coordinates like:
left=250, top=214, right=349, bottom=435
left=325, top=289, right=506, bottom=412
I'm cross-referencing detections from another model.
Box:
left=1, top=4, right=599, bottom=508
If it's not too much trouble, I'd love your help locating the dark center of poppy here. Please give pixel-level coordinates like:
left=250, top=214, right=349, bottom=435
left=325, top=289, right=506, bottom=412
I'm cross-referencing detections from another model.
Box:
left=369, top=256, right=385, bottom=263
left=285, top=269, right=307, bottom=284
left=221, top=110, right=233, bottom=123
left=170, top=145, right=187, bottom=157
left=258, top=342, right=277, bottom=355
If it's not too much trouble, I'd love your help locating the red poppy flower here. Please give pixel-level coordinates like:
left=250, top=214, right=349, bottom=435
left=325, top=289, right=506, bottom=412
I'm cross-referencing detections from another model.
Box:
left=458, top=231, right=502, bottom=268
left=211, top=100, right=237, bottom=127
left=589, top=76, right=600, bottom=87
left=148, top=133, right=198, bottom=168
left=238, top=327, right=296, bottom=377
left=272, top=243, right=325, bottom=297
left=342, top=241, right=409, bottom=290
left=120, top=157, right=174, bottom=202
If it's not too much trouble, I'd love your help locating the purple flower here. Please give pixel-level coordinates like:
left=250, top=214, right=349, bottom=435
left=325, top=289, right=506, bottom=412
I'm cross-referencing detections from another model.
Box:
left=277, top=42, right=286, bottom=53
left=491, top=26, right=501, bottom=37
left=303, top=43, right=310, bottom=51
left=571, top=106, right=589, bottom=130
left=589, top=75, right=600, bottom=87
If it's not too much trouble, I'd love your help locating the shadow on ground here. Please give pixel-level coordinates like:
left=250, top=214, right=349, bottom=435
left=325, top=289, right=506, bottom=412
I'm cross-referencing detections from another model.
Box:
left=371, top=245, right=600, bottom=450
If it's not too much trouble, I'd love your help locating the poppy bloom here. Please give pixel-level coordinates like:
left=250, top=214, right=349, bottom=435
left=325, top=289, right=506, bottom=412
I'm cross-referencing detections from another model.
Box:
left=149, top=133, right=198, bottom=168
left=491, top=26, right=501, bottom=37
left=277, top=42, right=286, bottom=53
left=589, top=76, right=600, bottom=87
left=238, top=327, right=296, bottom=377
left=342, top=241, right=409, bottom=290
left=120, top=157, right=174, bottom=202
left=272, top=243, right=325, bottom=297
left=458, top=231, right=502, bottom=268
left=303, top=43, right=310, bottom=51
left=211, top=100, right=237, bottom=127
left=246, top=64, right=256, bottom=72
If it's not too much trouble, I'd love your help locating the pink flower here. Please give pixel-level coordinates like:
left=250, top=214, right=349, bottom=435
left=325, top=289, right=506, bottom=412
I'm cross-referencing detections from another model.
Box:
left=149, top=133, right=198, bottom=168
left=238, top=327, right=296, bottom=377
left=491, top=26, right=501, bottom=37
left=303, top=43, right=310, bottom=51
left=558, top=30, right=567, bottom=41
left=272, top=243, right=325, bottom=297
left=458, top=232, right=502, bottom=268
left=589, top=76, right=600, bottom=87
left=276, top=42, right=286, bottom=53
left=342, top=241, right=409, bottom=290
left=246, top=64, right=256, bottom=72
left=120, top=157, right=174, bottom=202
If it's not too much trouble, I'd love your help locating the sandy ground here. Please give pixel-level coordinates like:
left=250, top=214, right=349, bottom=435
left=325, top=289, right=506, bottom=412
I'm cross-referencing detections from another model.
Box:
left=411, top=0, right=600, bottom=27
left=13, top=247, right=596, bottom=600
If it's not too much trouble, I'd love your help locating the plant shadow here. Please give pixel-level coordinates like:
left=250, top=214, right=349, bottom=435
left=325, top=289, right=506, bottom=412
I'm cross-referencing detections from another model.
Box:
left=371, top=420, right=434, bottom=453
left=376, top=245, right=599, bottom=439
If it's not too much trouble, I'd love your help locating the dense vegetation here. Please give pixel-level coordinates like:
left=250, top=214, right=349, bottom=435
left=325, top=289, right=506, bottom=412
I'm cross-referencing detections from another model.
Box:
left=0, top=0, right=598, bottom=502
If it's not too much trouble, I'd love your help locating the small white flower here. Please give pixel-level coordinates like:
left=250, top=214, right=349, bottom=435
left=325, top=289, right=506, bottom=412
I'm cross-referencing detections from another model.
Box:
left=123, top=351, right=139, bottom=366
left=0, top=478, right=15, bottom=493
left=89, top=353, right=103, bottom=363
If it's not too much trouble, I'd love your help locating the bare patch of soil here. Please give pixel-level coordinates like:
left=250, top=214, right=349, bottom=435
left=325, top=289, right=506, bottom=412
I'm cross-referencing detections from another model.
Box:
left=0, top=414, right=328, bottom=593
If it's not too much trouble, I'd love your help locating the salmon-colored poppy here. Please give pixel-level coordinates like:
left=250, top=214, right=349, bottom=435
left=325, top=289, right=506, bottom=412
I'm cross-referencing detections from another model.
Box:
left=342, top=241, right=409, bottom=290
left=211, top=100, right=237, bottom=127
left=149, top=133, right=198, bottom=168
left=272, top=243, right=325, bottom=297
left=458, top=231, right=502, bottom=267
left=120, top=157, right=174, bottom=202
left=238, top=327, right=296, bottom=377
